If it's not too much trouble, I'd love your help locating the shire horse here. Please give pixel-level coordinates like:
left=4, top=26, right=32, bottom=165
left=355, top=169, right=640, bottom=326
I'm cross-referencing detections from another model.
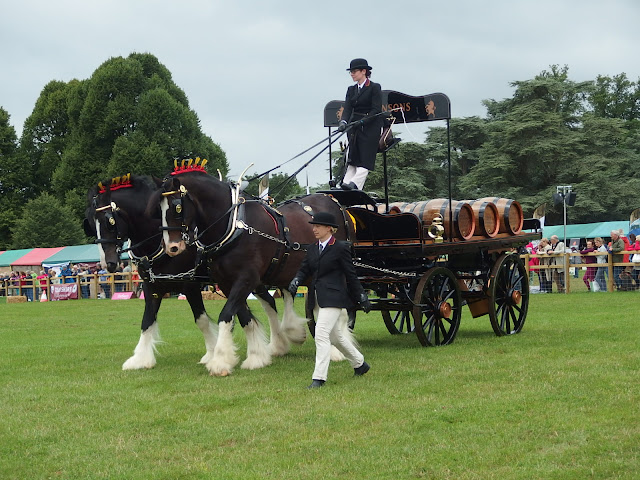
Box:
left=155, top=163, right=354, bottom=376
left=85, top=173, right=300, bottom=371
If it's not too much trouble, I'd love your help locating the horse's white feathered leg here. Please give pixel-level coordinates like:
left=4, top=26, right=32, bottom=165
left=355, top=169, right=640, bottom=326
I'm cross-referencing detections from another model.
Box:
left=122, top=321, right=161, bottom=370
left=206, top=321, right=238, bottom=376
left=195, top=313, right=218, bottom=364
left=241, top=318, right=272, bottom=370
left=257, top=296, right=290, bottom=357
left=281, top=290, right=307, bottom=345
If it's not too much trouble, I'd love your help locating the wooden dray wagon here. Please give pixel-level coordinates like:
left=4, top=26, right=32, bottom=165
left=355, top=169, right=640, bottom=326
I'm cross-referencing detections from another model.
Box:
left=321, top=189, right=541, bottom=347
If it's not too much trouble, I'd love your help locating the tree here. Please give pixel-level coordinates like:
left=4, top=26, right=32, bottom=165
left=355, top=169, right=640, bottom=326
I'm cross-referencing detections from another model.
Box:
left=366, top=141, right=442, bottom=201
left=18, top=52, right=229, bottom=228
left=11, top=193, right=85, bottom=248
left=458, top=66, right=592, bottom=215
left=18, top=80, right=75, bottom=201
left=0, top=108, right=20, bottom=249
left=425, top=116, right=489, bottom=178
left=588, top=73, right=640, bottom=122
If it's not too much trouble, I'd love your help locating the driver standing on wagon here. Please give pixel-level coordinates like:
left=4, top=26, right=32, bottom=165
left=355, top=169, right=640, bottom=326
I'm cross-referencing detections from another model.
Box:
left=288, top=211, right=372, bottom=389
left=338, top=58, right=383, bottom=191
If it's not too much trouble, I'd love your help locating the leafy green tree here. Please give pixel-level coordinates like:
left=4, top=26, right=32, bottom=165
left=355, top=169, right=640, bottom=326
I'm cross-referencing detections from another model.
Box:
left=569, top=114, right=640, bottom=222
left=18, top=80, right=76, bottom=200
left=425, top=116, right=489, bottom=178
left=0, top=108, right=20, bottom=248
left=458, top=66, right=592, bottom=215
left=366, top=141, right=438, bottom=201
left=11, top=193, right=85, bottom=248
left=588, top=73, right=640, bottom=122
left=17, top=53, right=228, bottom=234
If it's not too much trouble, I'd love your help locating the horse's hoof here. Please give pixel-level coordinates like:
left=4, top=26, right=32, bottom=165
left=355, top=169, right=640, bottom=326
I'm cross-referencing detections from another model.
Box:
left=122, top=356, right=155, bottom=370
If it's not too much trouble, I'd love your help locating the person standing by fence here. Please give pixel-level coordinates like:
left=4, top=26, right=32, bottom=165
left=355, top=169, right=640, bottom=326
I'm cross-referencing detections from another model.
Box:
left=628, top=233, right=640, bottom=287
left=536, top=238, right=551, bottom=293
left=610, top=230, right=626, bottom=290
left=580, top=240, right=597, bottom=291
left=594, top=237, right=608, bottom=292
left=549, top=235, right=566, bottom=293
left=36, top=270, right=48, bottom=299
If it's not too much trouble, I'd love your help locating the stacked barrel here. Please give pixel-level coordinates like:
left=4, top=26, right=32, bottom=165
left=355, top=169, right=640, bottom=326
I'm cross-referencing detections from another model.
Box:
left=477, top=197, right=523, bottom=235
left=381, top=197, right=523, bottom=241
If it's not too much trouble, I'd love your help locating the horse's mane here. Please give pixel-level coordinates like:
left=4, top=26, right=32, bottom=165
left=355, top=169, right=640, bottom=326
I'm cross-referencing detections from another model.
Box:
left=87, top=174, right=158, bottom=199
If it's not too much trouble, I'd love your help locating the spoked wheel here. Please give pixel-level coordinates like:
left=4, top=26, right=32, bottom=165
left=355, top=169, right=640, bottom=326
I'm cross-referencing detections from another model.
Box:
left=382, top=309, right=414, bottom=335
left=381, top=285, right=414, bottom=335
left=412, top=267, right=462, bottom=347
left=487, top=253, right=529, bottom=336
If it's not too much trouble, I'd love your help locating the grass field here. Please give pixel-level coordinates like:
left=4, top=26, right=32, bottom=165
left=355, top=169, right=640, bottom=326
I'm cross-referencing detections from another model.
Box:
left=1, top=292, right=638, bottom=480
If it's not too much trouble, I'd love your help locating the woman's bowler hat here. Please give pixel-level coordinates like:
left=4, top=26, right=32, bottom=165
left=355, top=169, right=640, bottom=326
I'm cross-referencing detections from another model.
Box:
left=347, top=58, right=372, bottom=71
left=309, top=212, right=339, bottom=228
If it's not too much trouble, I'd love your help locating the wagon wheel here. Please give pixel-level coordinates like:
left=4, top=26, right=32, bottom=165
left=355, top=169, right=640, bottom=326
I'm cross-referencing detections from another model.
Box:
left=412, top=267, right=462, bottom=347
left=487, top=253, right=529, bottom=336
left=380, top=286, right=414, bottom=335
left=382, top=309, right=413, bottom=334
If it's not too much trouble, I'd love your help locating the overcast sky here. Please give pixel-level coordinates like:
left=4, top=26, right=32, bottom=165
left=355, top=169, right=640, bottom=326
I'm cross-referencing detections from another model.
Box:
left=1, top=0, right=639, bottom=187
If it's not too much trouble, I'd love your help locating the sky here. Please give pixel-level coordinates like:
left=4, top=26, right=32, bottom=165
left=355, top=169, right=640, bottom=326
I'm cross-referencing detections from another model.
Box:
left=1, top=0, right=639, bottom=188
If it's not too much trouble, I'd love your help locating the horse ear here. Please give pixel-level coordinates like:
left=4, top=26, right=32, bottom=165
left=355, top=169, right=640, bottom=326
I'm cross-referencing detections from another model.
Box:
left=151, top=176, right=163, bottom=188
left=162, top=176, right=180, bottom=193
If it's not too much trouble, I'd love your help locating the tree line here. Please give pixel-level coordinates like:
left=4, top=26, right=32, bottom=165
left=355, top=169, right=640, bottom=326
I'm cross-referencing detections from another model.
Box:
left=359, top=65, right=640, bottom=227
left=0, top=53, right=228, bottom=250
left=1, top=60, right=638, bottom=250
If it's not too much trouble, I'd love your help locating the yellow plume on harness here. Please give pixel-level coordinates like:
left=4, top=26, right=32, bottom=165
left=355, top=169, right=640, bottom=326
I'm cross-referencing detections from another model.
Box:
left=347, top=211, right=357, bottom=233
left=171, top=158, right=209, bottom=176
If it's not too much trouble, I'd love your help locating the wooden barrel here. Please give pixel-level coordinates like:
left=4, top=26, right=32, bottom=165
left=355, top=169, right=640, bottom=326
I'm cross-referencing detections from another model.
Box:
left=478, top=197, right=523, bottom=235
left=462, top=200, right=500, bottom=238
left=402, top=199, right=475, bottom=240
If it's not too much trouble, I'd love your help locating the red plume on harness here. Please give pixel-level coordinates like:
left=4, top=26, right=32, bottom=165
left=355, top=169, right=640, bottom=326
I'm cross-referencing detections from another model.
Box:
left=171, top=157, right=208, bottom=176
left=98, top=173, right=133, bottom=194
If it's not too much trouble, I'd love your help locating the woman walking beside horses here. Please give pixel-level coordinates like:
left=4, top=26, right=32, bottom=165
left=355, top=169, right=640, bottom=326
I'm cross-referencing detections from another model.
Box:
left=288, top=212, right=372, bottom=389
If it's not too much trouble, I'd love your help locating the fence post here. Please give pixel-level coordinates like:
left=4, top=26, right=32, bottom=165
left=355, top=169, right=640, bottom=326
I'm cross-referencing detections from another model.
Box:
left=564, top=252, right=570, bottom=294
left=607, top=253, right=614, bottom=292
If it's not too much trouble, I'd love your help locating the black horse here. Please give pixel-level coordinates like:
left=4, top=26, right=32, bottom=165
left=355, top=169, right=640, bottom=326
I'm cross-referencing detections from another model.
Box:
left=155, top=166, right=354, bottom=376
left=85, top=174, right=302, bottom=372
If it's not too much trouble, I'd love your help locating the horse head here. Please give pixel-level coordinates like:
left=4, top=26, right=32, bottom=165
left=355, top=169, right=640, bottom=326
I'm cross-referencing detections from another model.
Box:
left=159, top=169, right=232, bottom=257
left=160, top=176, right=198, bottom=256
left=86, top=184, right=127, bottom=272
left=86, top=175, right=161, bottom=272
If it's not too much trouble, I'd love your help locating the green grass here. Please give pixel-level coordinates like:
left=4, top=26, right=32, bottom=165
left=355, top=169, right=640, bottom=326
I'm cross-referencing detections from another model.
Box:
left=1, top=293, right=639, bottom=479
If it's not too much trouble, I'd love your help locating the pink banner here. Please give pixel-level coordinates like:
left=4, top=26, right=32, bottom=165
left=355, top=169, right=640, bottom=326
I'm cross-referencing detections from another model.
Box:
left=50, top=283, right=78, bottom=301
left=112, top=292, right=134, bottom=300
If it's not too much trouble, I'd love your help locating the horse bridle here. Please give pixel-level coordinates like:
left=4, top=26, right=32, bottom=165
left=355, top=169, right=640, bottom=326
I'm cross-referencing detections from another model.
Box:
left=161, top=184, right=196, bottom=244
left=92, top=199, right=127, bottom=254
left=91, top=196, right=165, bottom=267
left=160, top=179, right=249, bottom=258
